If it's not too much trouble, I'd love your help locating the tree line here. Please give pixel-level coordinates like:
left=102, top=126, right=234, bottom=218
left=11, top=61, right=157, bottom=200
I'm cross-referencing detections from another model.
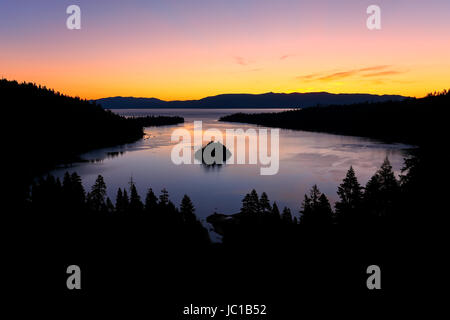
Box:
left=208, top=156, right=420, bottom=245
left=25, top=154, right=417, bottom=247
left=2, top=79, right=183, bottom=205
left=28, top=172, right=210, bottom=246
left=220, top=90, right=450, bottom=146
left=130, top=115, right=184, bottom=127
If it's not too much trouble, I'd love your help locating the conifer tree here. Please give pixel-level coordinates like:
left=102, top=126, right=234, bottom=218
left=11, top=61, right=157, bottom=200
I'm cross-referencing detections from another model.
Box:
left=70, top=172, right=85, bottom=207
left=317, top=193, right=333, bottom=225
left=281, top=207, right=293, bottom=224
left=180, top=195, right=196, bottom=224
left=129, top=182, right=144, bottom=213
left=144, top=188, right=158, bottom=213
left=377, top=157, right=400, bottom=194
left=159, top=188, right=169, bottom=206
left=248, top=189, right=260, bottom=215
left=241, top=193, right=252, bottom=215
left=115, top=188, right=124, bottom=213
left=300, top=185, right=333, bottom=226
left=88, top=175, right=107, bottom=212
left=259, top=192, right=272, bottom=215
left=271, top=202, right=281, bottom=220
left=335, top=166, right=363, bottom=223
left=122, top=189, right=130, bottom=210
left=240, top=190, right=260, bottom=216
left=364, top=157, right=400, bottom=219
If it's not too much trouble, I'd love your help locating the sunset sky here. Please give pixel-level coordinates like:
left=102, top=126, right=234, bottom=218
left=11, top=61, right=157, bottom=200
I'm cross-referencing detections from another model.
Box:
left=1, top=0, right=449, bottom=100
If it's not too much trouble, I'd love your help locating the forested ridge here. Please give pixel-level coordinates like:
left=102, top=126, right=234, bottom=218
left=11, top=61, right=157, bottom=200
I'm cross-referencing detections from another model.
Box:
left=220, top=90, right=450, bottom=146
left=208, top=157, right=415, bottom=244
left=1, top=79, right=183, bottom=202
left=215, top=91, right=447, bottom=250
left=96, top=92, right=406, bottom=109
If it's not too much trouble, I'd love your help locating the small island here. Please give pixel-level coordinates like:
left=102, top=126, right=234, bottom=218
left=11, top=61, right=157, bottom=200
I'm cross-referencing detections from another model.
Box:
left=194, top=141, right=232, bottom=165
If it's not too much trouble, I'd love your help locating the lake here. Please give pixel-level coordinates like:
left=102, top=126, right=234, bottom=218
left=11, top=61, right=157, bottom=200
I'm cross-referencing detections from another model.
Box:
left=51, top=108, right=412, bottom=225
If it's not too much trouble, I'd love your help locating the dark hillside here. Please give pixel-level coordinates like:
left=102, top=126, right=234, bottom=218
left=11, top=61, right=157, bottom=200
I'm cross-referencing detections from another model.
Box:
left=1, top=79, right=182, bottom=202
left=220, top=90, right=450, bottom=146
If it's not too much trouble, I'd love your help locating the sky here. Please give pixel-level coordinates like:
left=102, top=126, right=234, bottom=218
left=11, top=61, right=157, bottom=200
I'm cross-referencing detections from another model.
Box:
left=1, top=0, right=449, bottom=100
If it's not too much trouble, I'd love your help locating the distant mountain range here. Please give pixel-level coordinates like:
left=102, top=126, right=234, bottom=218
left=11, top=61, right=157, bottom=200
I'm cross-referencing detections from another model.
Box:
left=95, top=92, right=407, bottom=109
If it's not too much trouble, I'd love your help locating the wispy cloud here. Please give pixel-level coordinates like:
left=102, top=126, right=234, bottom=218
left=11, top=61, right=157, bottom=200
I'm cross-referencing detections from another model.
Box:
left=358, top=65, right=391, bottom=72
left=361, top=70, right=404, bottom=77
left=317, top=70, right=360, bottom=81
left=297, top=65, right=407, bottom=82
left=280, top=54, right=296, bottom=60
left=233, top=56, right=249, bottom=66
left=298, top=72, right=323, bottom=80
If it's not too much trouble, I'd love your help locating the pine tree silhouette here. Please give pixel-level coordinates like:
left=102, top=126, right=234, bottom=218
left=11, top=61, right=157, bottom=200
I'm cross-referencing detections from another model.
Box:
left=300, top=185, right=333, bottom=226
left=70, top=172, right=86, bottom=209
left=281, top=207, right=293, bottom=224
left=271, top=202, right=281, bottom=221
left=87, top=175, right=107, bottom=212
left=144, top=188, right=158, bottom=213
left=129, top=181, right=144, bottom=213
left=159, top=188, right=169, bottom=207
left=363, top=157, right=400, bottom=220
left=335, top=166, right=363, bottom=224
left=180, top=195, right=196, bottom=224
left=259, top=192, right=272, bottom=215
left=249, top=189, right=260, bottom=215
left=241, top=193, right=252, bottom=215
left=115, top=188, right=124, bottom=213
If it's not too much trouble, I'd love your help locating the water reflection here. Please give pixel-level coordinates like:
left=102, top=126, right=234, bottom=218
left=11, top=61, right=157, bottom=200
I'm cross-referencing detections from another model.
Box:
left=51, top=108, right=413, bottom=220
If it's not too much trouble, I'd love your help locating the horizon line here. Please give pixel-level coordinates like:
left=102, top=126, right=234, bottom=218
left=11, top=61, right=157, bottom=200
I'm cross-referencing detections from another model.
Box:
left=94, top=91, right=410, bottom=102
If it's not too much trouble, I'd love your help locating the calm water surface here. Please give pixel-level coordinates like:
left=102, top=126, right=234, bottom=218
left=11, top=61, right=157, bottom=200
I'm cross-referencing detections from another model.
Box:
left=51, top=108, right=413, bottom=224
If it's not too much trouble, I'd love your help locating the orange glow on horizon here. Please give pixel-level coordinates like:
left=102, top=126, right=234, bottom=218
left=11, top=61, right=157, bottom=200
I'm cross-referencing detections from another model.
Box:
left=1, top=1, right=449, bottom=100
